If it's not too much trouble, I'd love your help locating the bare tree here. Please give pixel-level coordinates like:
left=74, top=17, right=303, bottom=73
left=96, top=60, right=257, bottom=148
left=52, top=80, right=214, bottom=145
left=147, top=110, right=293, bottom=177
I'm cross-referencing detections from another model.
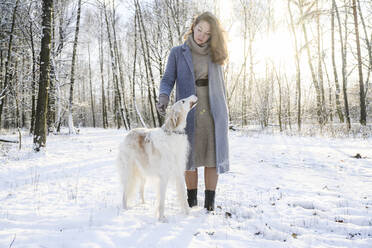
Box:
left=297, top=0, right=324, bottom=125
left=352, top=0, right=367, bottom=125
left=288, top=0, right=302, bottom=131
left=335, top=0, right=351, bottom=130
left=101, top=1, right=129, bottom=129
left=0, top=0, right=20, bottom=128
left=98, top=7, right=108, bottom=129
left=87, top=43, right=96, bottom=128
left=68, top=0, right=82, bottom=134
left=357, top=0, right=371, bottom=114
left=331, top=0, right=345, bottom=123
left=316, top=0, right=327, bottom=123
left=274, top=66, right=283, bottom=132
left=132, top=8, right=147, bottom=128
left=110, top=0, right=130, bottom=129
left=33, top=0, right=53, bottom=151
left=135, top=0, right=159, bottom=127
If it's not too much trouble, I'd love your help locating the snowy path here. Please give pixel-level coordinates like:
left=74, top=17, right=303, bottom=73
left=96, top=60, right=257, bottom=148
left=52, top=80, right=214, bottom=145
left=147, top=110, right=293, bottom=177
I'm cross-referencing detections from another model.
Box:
left=0, top=128, right=371, bottom=247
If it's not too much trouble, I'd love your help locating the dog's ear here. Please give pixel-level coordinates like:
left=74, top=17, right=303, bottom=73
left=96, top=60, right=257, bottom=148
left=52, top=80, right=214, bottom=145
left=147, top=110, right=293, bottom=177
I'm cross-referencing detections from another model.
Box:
left=144, top=133, right=151, bottom=143
left=164, top=108, right=179, bottom=130
left=170, top=109, right=180, bottom=129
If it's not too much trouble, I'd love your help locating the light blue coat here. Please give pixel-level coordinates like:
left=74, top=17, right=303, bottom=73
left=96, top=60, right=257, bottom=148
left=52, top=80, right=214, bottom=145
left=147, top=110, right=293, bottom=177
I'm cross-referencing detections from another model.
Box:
left=159, top=43, right=229, bottom=174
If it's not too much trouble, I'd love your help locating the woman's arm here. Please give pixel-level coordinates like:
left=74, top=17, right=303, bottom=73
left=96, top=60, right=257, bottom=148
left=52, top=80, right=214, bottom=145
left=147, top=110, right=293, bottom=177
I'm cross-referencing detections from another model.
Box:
left=159, top=47, right=177, bottom=96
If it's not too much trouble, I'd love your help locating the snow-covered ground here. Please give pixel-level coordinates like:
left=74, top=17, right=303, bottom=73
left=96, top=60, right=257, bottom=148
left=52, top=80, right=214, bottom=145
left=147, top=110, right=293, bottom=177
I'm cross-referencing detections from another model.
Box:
left=0, top=128, right=371, bottom=248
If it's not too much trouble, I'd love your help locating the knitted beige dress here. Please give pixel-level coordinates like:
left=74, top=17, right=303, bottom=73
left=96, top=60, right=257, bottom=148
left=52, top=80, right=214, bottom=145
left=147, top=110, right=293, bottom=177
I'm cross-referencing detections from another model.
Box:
left=186, top=36, right=216, bottom=168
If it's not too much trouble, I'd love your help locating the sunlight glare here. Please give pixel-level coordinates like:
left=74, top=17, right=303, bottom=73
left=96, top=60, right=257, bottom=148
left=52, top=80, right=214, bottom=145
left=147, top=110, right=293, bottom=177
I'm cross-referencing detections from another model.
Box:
left=219, top=0, right=233, bottom=24
left=227, top=29, right=295, bottom=74
left=256, top=31, right=295, bottom=63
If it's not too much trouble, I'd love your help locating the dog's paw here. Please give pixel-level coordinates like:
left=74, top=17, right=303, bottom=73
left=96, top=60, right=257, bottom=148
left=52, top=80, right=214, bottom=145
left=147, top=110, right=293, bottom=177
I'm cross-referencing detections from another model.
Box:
left=183, top=208, right=190, bottom=215
left=158, top=216, right=168, bottom=223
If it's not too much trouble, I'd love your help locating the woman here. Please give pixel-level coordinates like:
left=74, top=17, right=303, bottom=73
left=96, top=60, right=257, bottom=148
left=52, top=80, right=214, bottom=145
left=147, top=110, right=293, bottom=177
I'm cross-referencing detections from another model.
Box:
left=156, top=12, right=229, bottom=211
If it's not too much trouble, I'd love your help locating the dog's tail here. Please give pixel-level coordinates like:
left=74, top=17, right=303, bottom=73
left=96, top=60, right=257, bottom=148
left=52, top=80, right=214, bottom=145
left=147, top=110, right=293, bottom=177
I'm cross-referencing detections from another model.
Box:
left=116, top=154, right=143, bottom=208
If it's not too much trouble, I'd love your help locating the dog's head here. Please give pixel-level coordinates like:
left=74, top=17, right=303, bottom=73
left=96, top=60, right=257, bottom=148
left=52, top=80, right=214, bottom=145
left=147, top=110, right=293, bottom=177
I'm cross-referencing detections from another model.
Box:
left=163, top=95, right=197, bottom=132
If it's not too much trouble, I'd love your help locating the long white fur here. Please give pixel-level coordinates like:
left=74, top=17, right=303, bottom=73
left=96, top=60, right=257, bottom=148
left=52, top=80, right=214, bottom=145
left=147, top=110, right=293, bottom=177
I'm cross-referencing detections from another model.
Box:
left=116, top=95, right=197, bottom=221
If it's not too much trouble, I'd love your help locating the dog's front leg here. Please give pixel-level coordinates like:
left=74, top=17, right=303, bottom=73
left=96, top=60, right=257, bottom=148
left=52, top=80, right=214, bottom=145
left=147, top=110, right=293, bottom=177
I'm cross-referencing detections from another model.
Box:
left=140, top=177, right=145, bottom=204
left=122, top=191, right=128, bottom=210
left=157, top=177, right=168, bottom=222
left=175, top=174, right=189, bottom=215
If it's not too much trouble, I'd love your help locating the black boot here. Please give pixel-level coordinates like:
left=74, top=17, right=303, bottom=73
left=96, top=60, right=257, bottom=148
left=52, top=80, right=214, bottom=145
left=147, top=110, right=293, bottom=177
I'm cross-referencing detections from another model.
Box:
left=187, top=189, right=197, bottom=207
left=204, top=190, right=215, bottom=211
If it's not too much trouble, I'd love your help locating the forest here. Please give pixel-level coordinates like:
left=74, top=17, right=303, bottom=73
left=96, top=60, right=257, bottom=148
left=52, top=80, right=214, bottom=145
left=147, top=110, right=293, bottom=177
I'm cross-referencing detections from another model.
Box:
left=0, top=0, right=371, bottom=150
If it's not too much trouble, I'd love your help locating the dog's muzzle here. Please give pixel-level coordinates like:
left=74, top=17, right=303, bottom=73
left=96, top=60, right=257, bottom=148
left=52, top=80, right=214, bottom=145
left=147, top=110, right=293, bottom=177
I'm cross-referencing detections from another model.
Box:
left=189, top=100, right=198, bottom=109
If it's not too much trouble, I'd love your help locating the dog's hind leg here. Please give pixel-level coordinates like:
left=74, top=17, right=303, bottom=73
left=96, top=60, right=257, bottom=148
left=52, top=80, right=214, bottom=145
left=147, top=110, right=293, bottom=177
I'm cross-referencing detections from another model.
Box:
left=122, top=191, right=128, bottom=209
left=117, top=160, right=129, bottom=209
left=120, top=162, right=136, bottom=210
left=157, top=176, right=168, bottom=222
left=139, top=175, right=145, bottom=204
left=121, top=172, right=130, bottom=209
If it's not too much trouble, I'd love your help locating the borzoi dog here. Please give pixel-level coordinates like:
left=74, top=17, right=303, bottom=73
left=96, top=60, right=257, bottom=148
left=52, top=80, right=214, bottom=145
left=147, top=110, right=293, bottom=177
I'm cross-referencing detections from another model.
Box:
left=116, top=95, right=197, bottom=221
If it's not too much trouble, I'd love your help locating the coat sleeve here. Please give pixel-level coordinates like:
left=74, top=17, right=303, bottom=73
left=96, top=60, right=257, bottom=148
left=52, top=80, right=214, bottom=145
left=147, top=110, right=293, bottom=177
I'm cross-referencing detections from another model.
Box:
left=220, top=65, right=227, bottom=97
left=159, top=47, right=177, bottom=97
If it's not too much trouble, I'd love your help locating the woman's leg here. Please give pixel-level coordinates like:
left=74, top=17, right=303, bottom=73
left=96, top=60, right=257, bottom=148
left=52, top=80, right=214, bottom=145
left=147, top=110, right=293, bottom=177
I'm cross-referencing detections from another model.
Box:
left=185, top=169, right=198, bottom=189
left=185, top=169, right=198, bottom=207
left=204, top=167, right=218, bottom=190
left=204, top=167, right=218, bottom=211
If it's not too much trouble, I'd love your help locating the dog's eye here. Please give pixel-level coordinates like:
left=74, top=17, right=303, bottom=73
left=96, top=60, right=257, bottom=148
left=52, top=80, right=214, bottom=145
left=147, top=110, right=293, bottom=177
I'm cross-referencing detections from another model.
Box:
left=182, top=100, right=185, bottom=103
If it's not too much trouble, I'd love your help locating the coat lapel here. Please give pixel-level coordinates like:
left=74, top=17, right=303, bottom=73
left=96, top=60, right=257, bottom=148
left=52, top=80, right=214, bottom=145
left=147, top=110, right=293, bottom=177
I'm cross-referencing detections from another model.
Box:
left=181, top=43, right=195, bottom=81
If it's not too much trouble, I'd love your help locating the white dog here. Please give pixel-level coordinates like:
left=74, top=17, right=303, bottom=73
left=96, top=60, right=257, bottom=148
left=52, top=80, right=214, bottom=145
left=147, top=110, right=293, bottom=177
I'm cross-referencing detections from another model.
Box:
left=116, top=95, right=198, bottom=221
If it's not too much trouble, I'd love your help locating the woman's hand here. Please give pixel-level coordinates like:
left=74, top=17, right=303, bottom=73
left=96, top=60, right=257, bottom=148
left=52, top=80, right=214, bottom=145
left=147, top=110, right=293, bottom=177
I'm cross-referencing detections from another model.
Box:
left=156, top=94, right=169, bottom=116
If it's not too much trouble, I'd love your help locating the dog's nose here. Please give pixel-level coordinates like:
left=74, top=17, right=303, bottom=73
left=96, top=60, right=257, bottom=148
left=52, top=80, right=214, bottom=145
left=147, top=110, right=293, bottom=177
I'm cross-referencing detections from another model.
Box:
left=189, top=99, right=198, bottom=108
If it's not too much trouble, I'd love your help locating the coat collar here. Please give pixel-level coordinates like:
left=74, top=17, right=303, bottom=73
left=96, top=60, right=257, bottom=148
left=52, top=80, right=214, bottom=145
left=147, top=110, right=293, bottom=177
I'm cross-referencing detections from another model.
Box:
left=181, top=42, right=195, bottom=81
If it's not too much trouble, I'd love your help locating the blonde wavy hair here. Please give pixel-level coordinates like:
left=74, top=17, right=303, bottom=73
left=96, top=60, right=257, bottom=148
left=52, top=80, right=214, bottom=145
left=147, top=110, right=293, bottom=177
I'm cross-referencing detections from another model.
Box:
left=185, top=12, right=228, bottom=65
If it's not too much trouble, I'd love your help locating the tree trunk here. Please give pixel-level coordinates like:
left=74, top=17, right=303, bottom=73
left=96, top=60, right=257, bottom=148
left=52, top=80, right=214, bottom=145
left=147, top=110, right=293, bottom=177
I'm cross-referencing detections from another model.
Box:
left=316, top=0, right=327, bottom=124
left=242, top=3, right=248, bottom=126
left=104, top=2, right=128, bottom=130
left=297, top=0, right=323, bottom=125
left=88, top=43, right=96, bottom=128
left=322, top=53, right=333, bottom=122
left=335, top=0, right=351, bottom=130
left=164, top=2, right=174, bottom=48
left=33, top=0, right=53, bottom=151
left=132, top=9, right=147, bottom=128
left=47, top=64, right=56, bottom=132
left=47, top=6, right=56, bottom=132
left=29, top=20, right=37, bottom=134
left=99, top=9, right=108, bottom=129
left=247, top=22, right=254, bottom=125
left=288, top=0, right=302, bottom=131
left=112, top=2, right=130, bottom=129
left=106, top=59, right=112, bottom=113
left=0, top=0, right=20, bottom=129
left=17, top=55, right=24, bottom=128
left=54, top=1, right=68, bottom=133
left=68, top=0, right=82, bottom=134
left=14, top=59, right=20, bottom=128
left=285, top=76, right=292, bottom=130
left=352, top=0, right=367, bottom=125
left=331, top=0, right=344, bottom=123
left=135, top=2, right=156, bottom=127
left=20, top=55, right=27, bottom=128
left=274, top=67, right=283, bottom=132
left=0, top=50, right=3, bottom=101
left=357, top=0, right=371, bottom=112
left=135, top=0, right=161, bottom=127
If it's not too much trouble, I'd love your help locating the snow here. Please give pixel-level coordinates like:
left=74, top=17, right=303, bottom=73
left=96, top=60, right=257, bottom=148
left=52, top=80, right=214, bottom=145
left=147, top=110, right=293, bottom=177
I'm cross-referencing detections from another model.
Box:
left=0, top=128, right=371, bottom=247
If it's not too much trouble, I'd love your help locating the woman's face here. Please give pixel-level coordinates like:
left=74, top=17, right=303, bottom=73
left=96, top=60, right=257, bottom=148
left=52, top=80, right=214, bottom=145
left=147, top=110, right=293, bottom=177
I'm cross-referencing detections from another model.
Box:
left=193, top=20, right=211, bottom=46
